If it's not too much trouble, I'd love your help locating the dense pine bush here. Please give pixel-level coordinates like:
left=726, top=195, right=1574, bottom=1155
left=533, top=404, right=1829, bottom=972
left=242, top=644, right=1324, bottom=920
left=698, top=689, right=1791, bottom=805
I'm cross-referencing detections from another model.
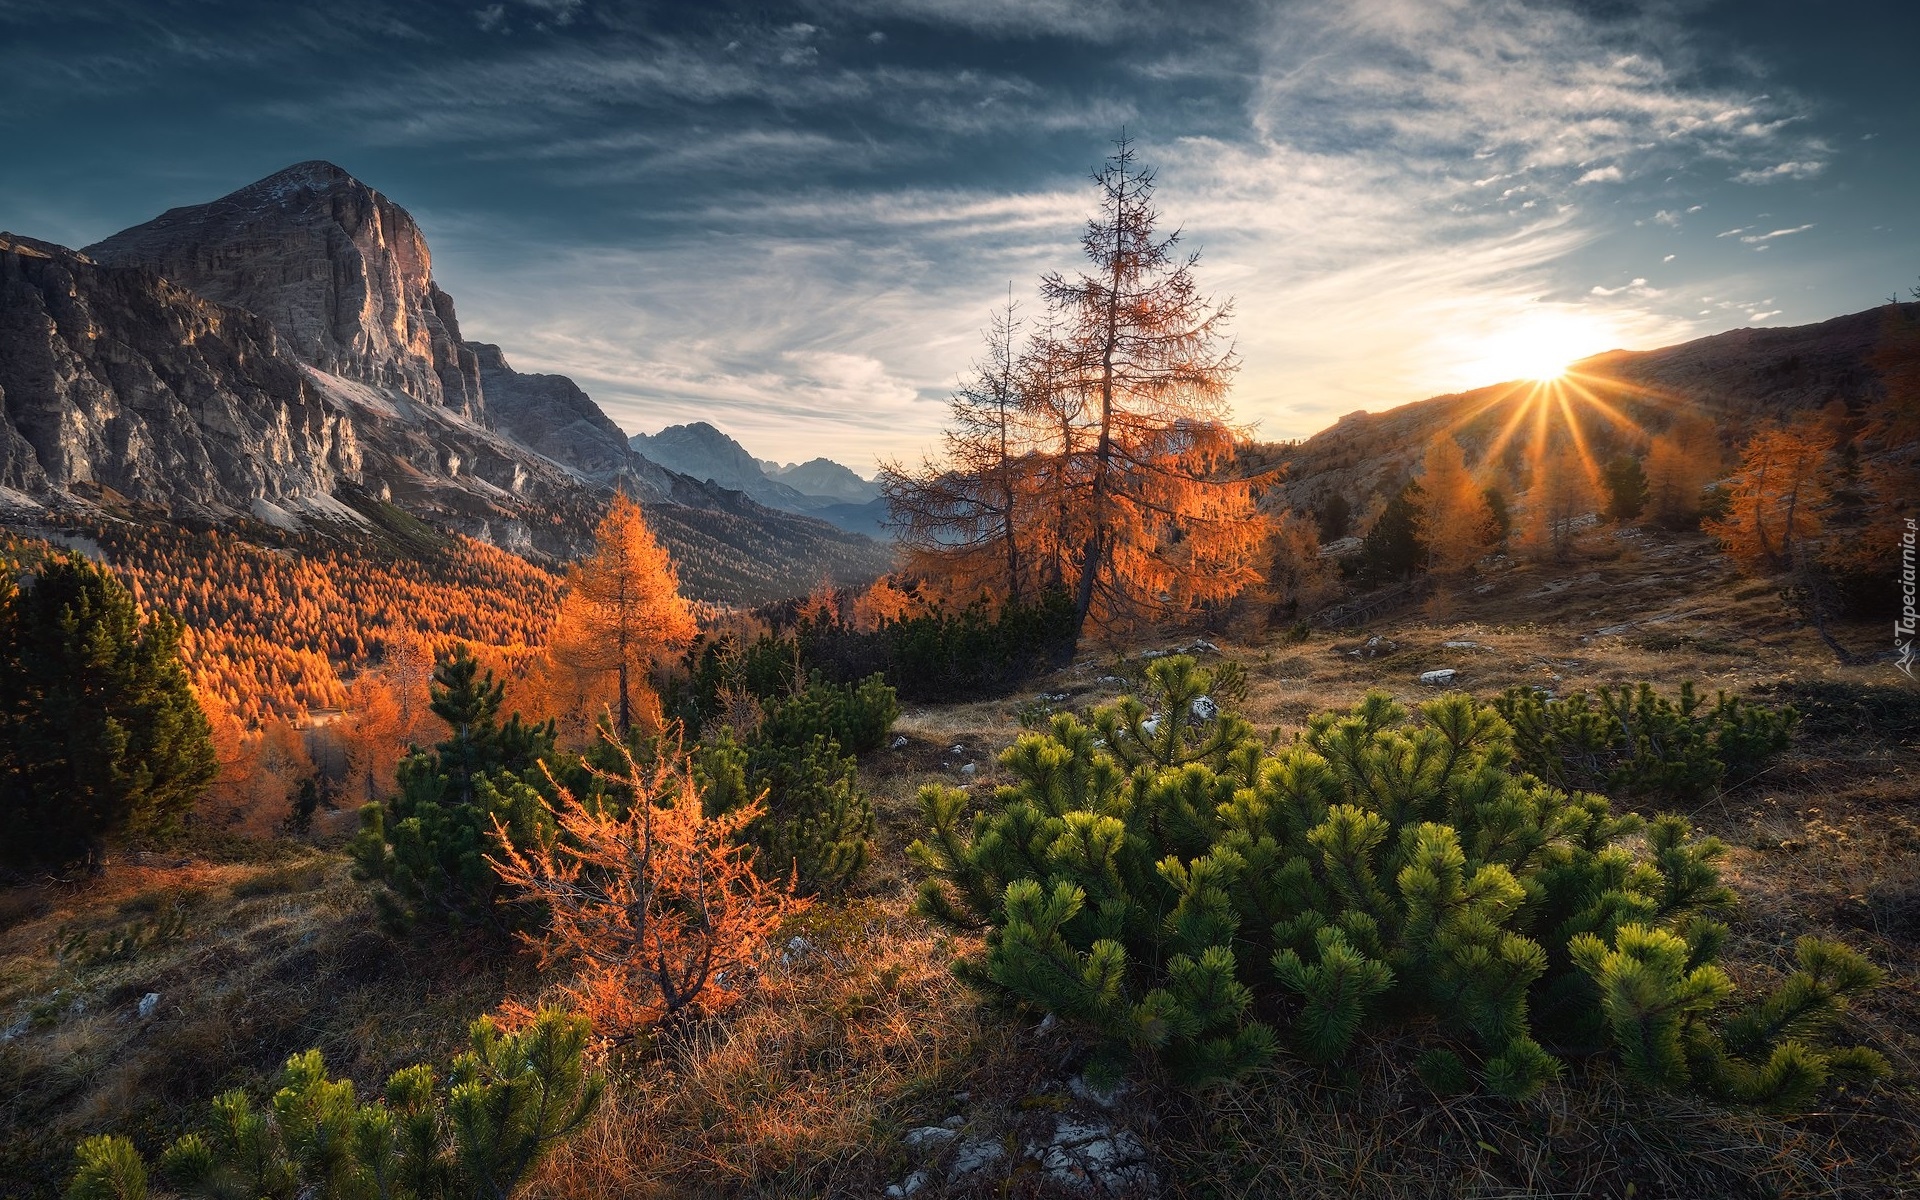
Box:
left=1493, top=681, right=1797, bottom=803
left=912, top=657, right=1880, bottom=1102
left=68, top=1009, right=602, bottom=1200
left=696, top=723, right=874, bottom=897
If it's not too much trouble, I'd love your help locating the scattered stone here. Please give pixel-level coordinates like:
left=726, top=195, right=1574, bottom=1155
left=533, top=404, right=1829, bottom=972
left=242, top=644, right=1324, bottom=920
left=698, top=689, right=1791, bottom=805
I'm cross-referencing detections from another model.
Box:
left=1036, top=1014, right=1058, bottom=1035
left=884, top=1168, right=931, bottom=1197
left=1140, top=717, right=1160, bottom=738
left=1029, top=1116, right=1155, bottom=1193
left=941, top=1115, right=966, bottom=1129
left=905, top=1125, right=960, bottom=1149
left=1594, top=622, right=1635, bottom=637
left=1097, top=675, right=1127, bottom=687
left=952, top=1090, right=971, bottom=1103
left=1039, top=691, right=1070, bottom=703
left=949, top=1138, right=1007, bottom=1178
left=1186, top=640, right=1220, bottom=654
left=137, top=993, right=160, bottom=1019
left=960, top=763, right=978, bottom=776
left=1140, top=649, right=1170, bottom=660
left=1418, top=669, right=1457, bottom=686
left=949, top=745, right=965, bottom=756
left=1349, top=635, right=1398, bottom=659
left=890, top=735, right=908, bottom=750
left=1189, top=695, right=1218, bottom=722
left=1442, top=640, right=1482, bottom=649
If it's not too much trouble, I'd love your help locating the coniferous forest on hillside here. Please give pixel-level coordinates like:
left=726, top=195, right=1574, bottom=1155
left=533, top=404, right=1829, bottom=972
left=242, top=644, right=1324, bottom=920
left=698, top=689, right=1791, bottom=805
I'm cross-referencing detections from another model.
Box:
left=4, top=40, right=1920, bottom=1199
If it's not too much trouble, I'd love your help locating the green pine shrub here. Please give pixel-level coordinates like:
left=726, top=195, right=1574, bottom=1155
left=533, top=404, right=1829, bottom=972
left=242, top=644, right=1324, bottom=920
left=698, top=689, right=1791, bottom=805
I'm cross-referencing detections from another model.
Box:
left=68, top=1009, right=602, bottom=1200
left=699, top=728, right=873, bottom=897
left=1493, top=681, right=1797, bottom=803
left=758, top=674, right=900, bottom=755
left=351, top=652, right=559, bottom=931
left=911, top=657, right=1877, bottom=1102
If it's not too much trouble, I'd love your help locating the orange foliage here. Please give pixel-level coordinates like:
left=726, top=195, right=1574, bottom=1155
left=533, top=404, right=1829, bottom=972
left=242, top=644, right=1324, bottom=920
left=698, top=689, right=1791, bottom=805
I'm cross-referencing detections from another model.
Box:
left=1413, top=435, right=1498, bottom=575
left=86, top=522, right=563, bottom=727
left=1706, top=417, right=1835, bottom=574
left=1521, top=442, right=1599, bottom=562
left=196, top=686, right=311, bottom=835
left=1644, top=415, right=1722, bottom=529
left=548, top=495, right=698, bottom=737
left=335, top=672, right=407, bottom=806
left=850, top=575, right=917, bottom=631
left=490, top=741, right=806, bottom=1047
left=881, top=139, right=1271, bottom=637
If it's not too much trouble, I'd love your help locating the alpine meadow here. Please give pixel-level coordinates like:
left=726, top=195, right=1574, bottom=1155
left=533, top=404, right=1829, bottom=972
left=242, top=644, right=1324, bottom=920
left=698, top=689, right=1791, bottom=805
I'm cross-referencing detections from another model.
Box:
left=3, top=2, right=1918, bottom=1198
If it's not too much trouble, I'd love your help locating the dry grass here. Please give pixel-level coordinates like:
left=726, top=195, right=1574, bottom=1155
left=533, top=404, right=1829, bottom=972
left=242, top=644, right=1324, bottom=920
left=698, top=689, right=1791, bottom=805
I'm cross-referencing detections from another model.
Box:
left=524, top=897, right=1022, bottom=1199
left=3, top=522, right=1915, bottom=1198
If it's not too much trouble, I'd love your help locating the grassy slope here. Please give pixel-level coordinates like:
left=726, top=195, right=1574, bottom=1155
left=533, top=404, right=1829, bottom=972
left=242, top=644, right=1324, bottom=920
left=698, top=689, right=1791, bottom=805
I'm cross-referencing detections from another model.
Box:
left=2, top=523, right=1915, bottom=1198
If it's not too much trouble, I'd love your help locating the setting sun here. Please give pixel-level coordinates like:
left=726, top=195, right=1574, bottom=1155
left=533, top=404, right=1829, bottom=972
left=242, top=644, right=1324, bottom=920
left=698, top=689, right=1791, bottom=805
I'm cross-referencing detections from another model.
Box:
left=1461, top=311, right=1615, bottom=383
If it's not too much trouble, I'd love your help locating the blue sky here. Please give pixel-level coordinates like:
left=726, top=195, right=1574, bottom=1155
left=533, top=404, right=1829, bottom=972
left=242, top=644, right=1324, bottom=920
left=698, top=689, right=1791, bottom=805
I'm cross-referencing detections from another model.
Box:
left=3, top=0, right=1914, bottom=472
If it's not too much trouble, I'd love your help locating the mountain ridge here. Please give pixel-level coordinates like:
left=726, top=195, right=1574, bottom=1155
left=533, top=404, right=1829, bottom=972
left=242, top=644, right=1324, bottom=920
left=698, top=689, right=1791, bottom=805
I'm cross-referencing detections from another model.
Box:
left=0, top=163, right=893, bottom=599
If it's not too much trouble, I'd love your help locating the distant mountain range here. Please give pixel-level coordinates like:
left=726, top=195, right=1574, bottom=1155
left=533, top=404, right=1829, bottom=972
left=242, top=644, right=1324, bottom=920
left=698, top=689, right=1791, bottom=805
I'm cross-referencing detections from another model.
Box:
left=0, top=161, right=891, bottom=602
left=631, top=421, right=888, bottom=535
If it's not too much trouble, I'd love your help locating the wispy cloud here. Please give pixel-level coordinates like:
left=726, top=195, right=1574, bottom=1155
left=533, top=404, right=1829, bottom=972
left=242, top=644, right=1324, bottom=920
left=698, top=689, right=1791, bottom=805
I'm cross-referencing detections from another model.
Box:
left=1740, top=223, right=1814, bottom=243
left=1732, top=159, right=1826, bottom=184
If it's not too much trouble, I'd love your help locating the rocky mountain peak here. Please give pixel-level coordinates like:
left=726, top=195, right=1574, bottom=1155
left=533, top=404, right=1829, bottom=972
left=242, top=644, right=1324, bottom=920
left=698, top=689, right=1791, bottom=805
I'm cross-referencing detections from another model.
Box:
left=84, top=162, right=483, bottom=419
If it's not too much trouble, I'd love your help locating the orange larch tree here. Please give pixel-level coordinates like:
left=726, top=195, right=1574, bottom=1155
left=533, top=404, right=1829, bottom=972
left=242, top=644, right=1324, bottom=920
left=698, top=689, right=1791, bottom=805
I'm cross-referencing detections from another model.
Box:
left=547, top=494, right=698, bottom=736
left=1522, top=442, right=1599, bottom=562
left=880, top=296, right=1045, bottom=604
left=337, top=671, right=407, bottom=805
left=489, top=740, right=806, bottom=1047
left=1643, top=415, right=1721, bottom=530
left=1041, top=137, right=1265, bottom=637
left=1413, top=435, right=1498, bottom=575
left=1706, top=418, right=1835, bottom=574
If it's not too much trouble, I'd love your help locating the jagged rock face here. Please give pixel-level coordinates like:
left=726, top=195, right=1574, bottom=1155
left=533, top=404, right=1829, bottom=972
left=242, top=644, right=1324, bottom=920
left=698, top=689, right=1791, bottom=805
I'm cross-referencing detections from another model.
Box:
left=471, top=342, right=637, bottom=480
left=0, top=233, right=353, bottom=515
left=85, top=161, right=483, bottom=420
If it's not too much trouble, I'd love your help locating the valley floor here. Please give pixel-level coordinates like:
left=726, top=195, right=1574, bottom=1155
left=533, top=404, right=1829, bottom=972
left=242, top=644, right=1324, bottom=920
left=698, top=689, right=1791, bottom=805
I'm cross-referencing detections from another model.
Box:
left=3, top=526, right=1915, bottom=1198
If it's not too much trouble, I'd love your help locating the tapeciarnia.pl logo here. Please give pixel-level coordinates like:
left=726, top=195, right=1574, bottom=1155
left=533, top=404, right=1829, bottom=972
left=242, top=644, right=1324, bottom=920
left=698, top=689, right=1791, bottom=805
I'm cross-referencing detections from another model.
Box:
left=1899, top=517, right=1917, bottom=679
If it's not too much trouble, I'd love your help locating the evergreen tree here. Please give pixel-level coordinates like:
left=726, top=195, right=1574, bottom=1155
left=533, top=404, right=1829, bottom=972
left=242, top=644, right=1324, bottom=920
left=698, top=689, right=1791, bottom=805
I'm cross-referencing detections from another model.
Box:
left=1356, top=484, right=1424, bottom=587
left=0, top=554, right=215, bottom=871
left=352, top=650, right=558, bottom=929
left=1603, top=454, right=1649, bottom=521
left=1316, top=493, right=1352, bottom=543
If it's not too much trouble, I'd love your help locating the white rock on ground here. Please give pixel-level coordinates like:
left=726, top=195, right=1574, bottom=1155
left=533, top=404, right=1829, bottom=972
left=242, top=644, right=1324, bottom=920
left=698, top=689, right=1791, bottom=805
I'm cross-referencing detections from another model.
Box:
left=949, top=1138, right=1007, bottom=1178
left=1419, top=669, right=1457, bottom=685
left=1029, top=1116, right=1156, bottom=1193
left=904, top=1125, right=959, bottom=1150
left=137, top=993, right=160, bottom=1018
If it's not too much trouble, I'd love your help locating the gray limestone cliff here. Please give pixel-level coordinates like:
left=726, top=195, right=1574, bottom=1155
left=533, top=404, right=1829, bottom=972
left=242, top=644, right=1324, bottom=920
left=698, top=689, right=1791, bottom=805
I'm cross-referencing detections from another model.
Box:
left=0, top=232, right=353, bottom=516
left=86, top=161, right=483, bottom=420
